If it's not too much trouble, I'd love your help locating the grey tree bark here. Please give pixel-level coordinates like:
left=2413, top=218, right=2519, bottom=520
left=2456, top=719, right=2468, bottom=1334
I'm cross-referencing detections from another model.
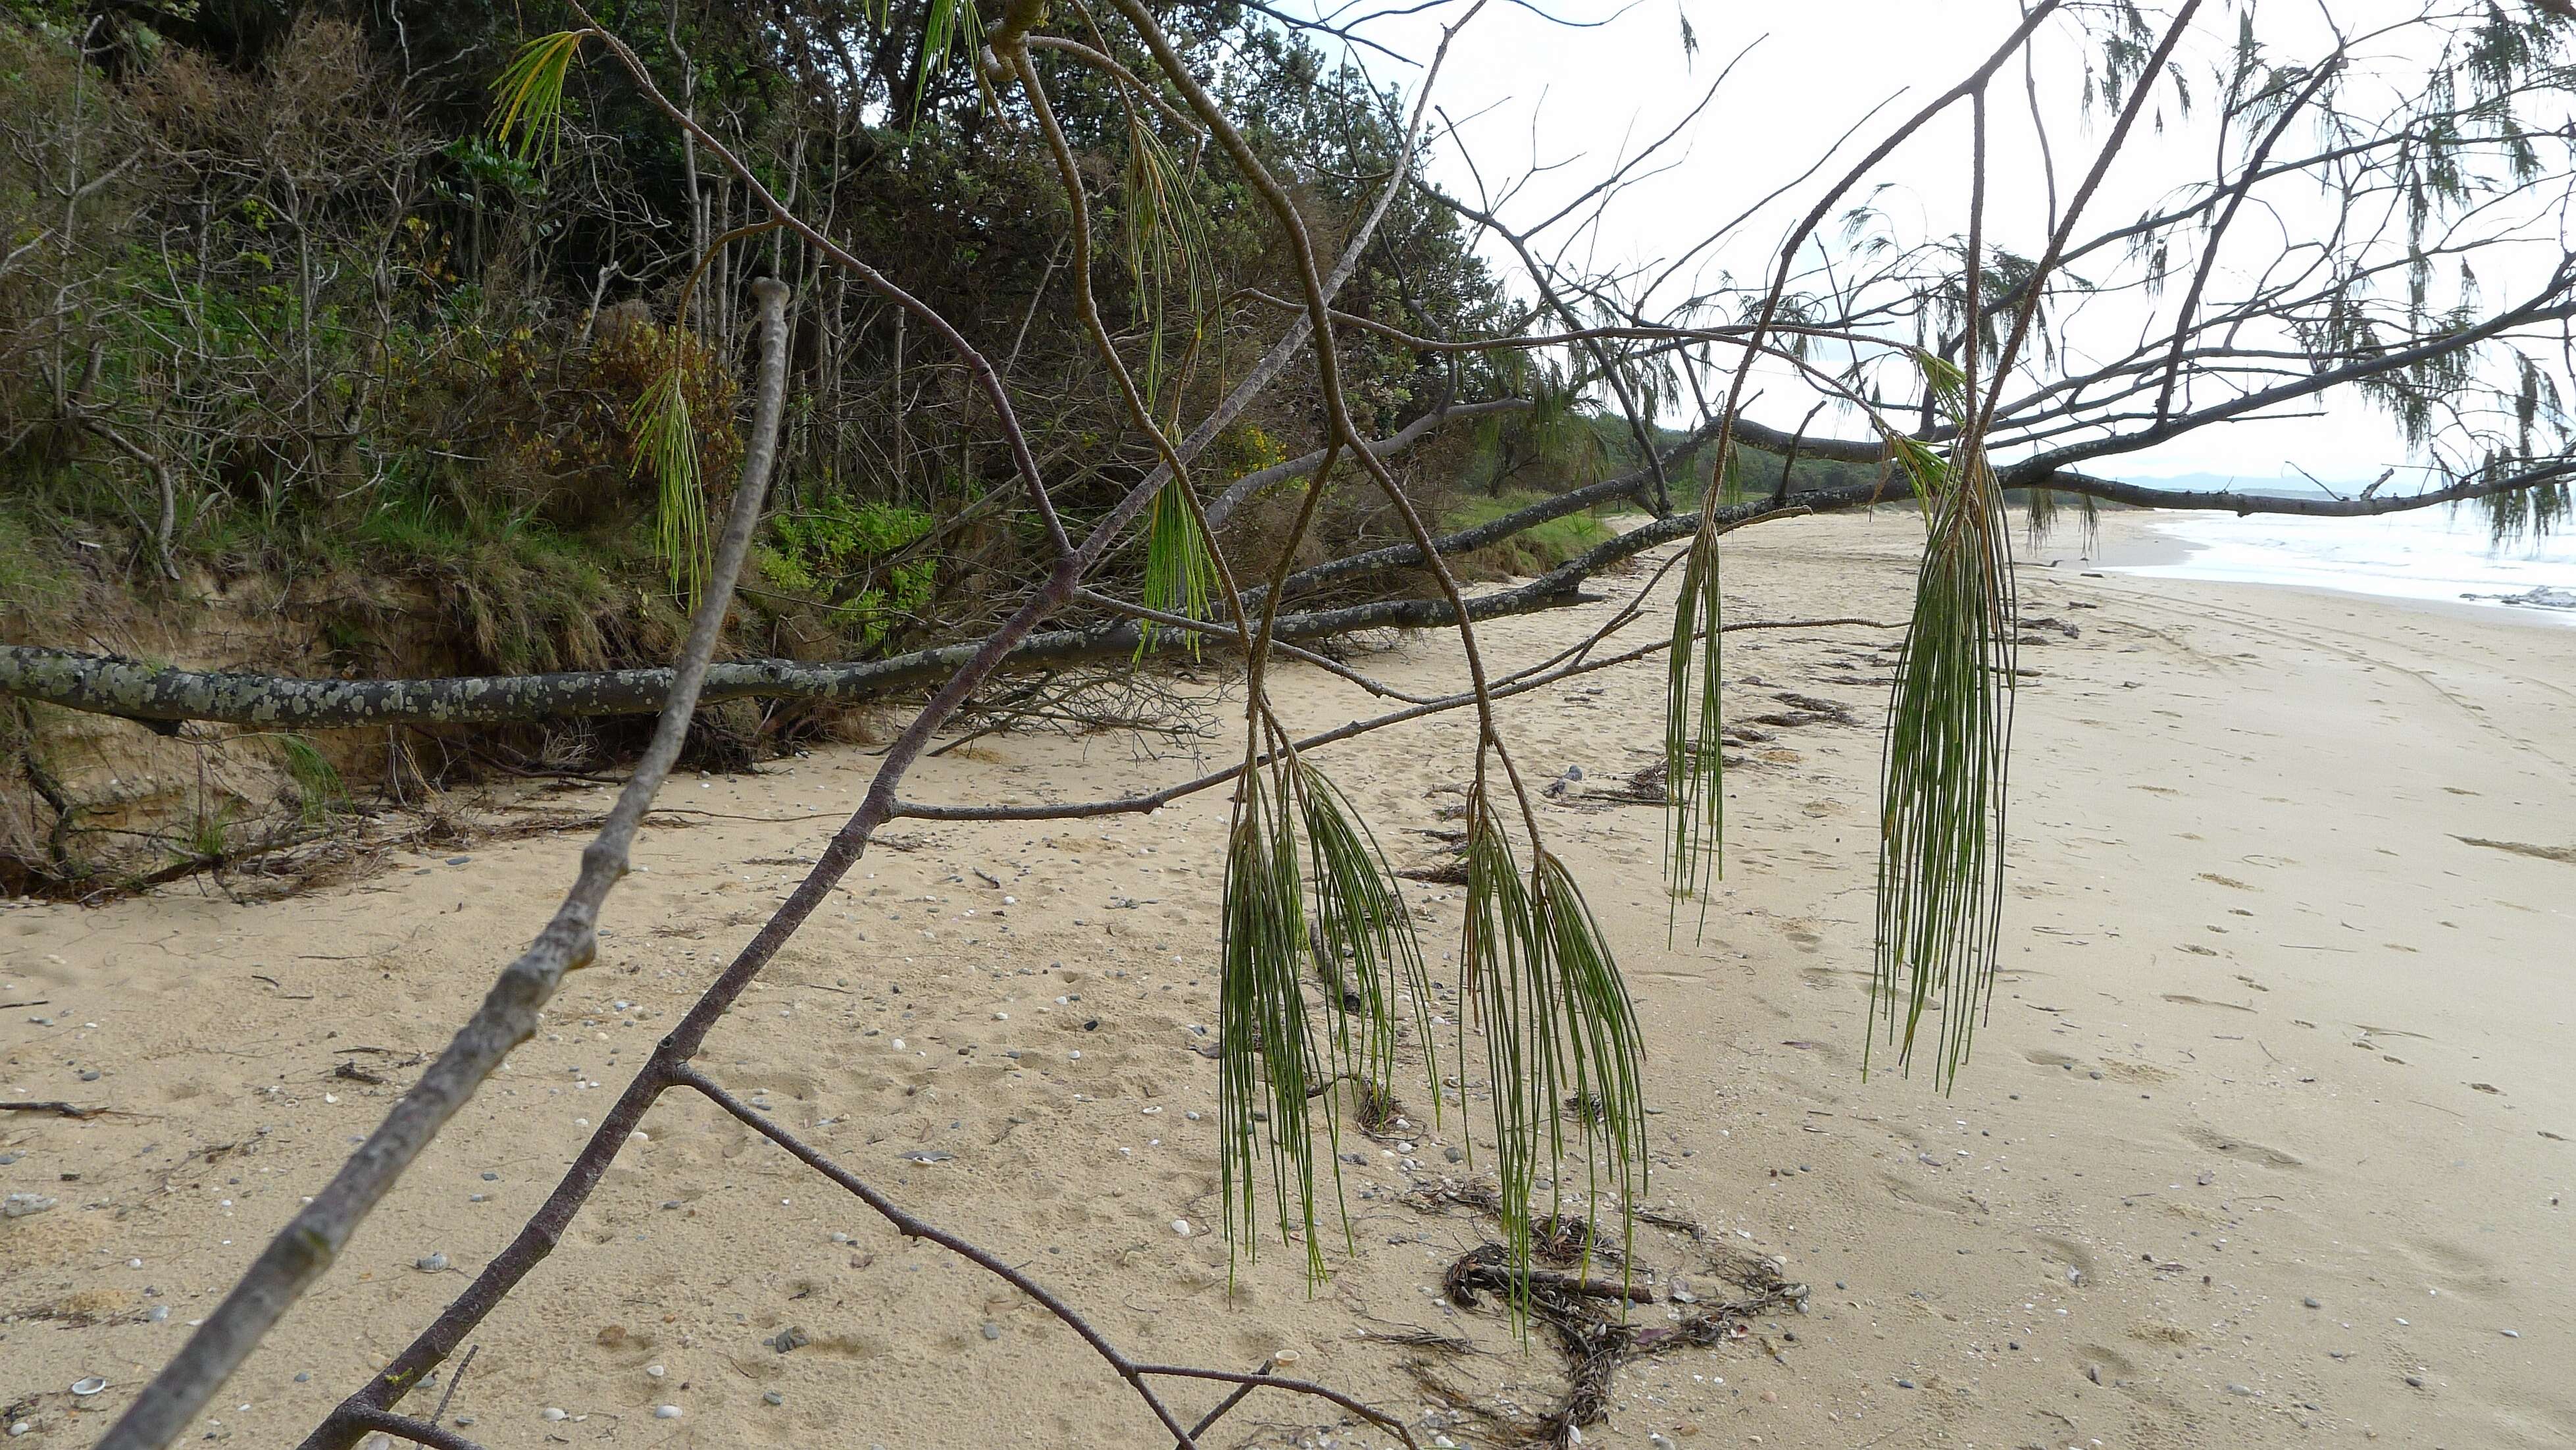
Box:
left=9, top=442, right=2560, bottom=735
left=91, top=280, right=798, bottom=1450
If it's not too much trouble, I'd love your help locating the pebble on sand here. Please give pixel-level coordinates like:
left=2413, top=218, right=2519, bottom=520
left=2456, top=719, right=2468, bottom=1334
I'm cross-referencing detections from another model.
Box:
left=414, top=1252, right=448, bottom=1272
left=653, top=1405, right=682, bottom=1419
left=1171, top=1218, right=1192, bottom=1236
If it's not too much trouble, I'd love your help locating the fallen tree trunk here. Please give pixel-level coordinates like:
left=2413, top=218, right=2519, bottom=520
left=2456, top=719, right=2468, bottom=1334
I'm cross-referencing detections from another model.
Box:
left=8, top=444, right=2563, bottom=732
left=1, top=451, right=1790, bottom=732
left=0, top=560, right=1618, bottom=731
left=4, top=455, right=1823, bottom=733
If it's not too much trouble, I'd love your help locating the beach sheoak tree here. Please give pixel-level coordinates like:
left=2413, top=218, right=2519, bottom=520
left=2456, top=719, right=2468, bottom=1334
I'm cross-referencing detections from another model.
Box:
left=24, top=3, right=2569, bottom=1447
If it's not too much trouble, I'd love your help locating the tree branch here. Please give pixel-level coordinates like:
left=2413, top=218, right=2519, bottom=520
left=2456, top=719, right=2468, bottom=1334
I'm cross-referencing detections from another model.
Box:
left=93, top=280, right=799, bottom=1450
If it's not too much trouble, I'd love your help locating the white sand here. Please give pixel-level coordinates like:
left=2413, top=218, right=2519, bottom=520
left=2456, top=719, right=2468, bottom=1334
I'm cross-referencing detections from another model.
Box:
left=5, top=510, right=2570, bottom=1448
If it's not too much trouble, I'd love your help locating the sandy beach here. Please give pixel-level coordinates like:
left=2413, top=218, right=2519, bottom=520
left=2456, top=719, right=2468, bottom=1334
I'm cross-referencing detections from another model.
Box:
left=5, top=510, right=2570, bottom=1449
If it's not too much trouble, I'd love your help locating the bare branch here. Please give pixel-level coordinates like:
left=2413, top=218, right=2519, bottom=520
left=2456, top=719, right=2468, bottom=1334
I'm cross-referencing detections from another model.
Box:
left=94, top=280, right=800, bottom=1450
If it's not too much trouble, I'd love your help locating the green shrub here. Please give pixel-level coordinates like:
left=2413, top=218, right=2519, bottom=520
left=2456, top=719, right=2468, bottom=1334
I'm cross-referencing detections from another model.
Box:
left=758, top=497, right=938, bottom=649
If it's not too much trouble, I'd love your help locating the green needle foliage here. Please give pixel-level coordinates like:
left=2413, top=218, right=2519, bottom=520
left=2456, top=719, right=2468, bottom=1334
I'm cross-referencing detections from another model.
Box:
left=1219, top=765, right=1651, bottom=1312
left=1463, top=790, right=1648, bottom=1320
left=2023, top=483, right=2100, bottom=552
left=1117, top=88, right=1219, bottom=660
left=913, top=0, right=984, bottom=120
left=489, top=30, right=586, bottom=163
left=1119, top=112, right=1212, bottom=415
left=1215, top=761, right=1448, bottom=1283
left=1298, top=765, right=1439, bottom=1102
left=1136, top=480, right=1217, bottom=658
left=1218, top=765, right=1336, bottom=1282
left=1869, top=415, right=2018, bottom=1089
left=1663, top=525, right=1724, bottom=937
left=628, top=361, right=709, bottom=607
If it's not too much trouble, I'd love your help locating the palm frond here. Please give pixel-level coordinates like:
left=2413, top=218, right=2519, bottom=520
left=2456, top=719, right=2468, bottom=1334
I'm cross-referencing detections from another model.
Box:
left=1464, top=791, right=1649, bottom=1321
left=1869, top=438, right=2017, bottom=1089
left=628, top=359, right=709, bottom=607
left=1663, top=526, right=1724, bottom=937
left=489, top=31, right=588, bottom=162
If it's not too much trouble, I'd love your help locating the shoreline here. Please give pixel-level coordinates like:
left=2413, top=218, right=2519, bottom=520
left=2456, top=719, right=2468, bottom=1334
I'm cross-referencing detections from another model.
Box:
left=2071, top=508, right=2576, bottom=630
left=5, top=512, right=2569, bottom=1449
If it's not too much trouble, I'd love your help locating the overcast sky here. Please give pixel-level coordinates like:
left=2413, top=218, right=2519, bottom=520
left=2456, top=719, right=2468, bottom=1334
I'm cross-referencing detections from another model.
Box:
left=1295, top=1, right=2546, bottom=489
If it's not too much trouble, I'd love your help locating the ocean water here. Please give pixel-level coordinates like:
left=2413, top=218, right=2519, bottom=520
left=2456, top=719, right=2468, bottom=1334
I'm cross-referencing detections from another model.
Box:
left=2114, top=504, right=2576, bottom=625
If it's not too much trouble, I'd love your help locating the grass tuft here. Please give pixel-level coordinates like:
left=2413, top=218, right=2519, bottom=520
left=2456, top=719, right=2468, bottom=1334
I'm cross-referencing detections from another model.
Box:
left=277, top=735, right=344, bottom=825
